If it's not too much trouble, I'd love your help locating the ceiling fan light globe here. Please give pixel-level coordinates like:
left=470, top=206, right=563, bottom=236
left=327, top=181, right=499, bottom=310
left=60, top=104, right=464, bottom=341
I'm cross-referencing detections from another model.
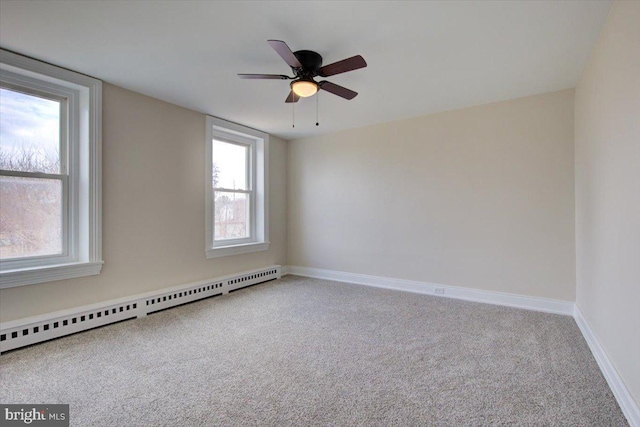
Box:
left=291, top=80, right=318, bottom=97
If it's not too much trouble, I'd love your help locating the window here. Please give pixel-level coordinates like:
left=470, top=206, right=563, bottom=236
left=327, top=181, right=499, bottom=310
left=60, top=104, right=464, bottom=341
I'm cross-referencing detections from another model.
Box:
left=205, top=117, right=268, bottom=258
left=212, top=139, right=251, bottom=241
left=0, top=49, right=102, bottom=288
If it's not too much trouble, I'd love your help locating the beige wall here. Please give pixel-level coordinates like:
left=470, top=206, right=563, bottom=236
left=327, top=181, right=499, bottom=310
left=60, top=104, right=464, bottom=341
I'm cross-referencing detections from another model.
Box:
left=0, top=83, right=287, bottom=322
left=575, top=0, right=640, bottom=406
left=288, top=89, right=576, bottom=301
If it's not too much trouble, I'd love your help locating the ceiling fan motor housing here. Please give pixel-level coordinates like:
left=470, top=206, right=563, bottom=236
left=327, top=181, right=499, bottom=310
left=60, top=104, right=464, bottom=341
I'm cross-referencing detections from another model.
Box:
left=293, top=50, right=323, bottom=77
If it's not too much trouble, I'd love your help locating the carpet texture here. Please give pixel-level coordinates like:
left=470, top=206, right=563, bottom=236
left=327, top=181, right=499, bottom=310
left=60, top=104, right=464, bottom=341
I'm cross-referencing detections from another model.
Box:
left=0, top=276, right=628, bottom=426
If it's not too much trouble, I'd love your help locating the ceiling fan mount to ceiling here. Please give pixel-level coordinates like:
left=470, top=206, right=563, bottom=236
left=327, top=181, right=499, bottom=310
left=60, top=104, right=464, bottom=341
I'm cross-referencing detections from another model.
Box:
left=238, top=40, right=367, bottom=103
left=291, top=50, right=323, bottom=77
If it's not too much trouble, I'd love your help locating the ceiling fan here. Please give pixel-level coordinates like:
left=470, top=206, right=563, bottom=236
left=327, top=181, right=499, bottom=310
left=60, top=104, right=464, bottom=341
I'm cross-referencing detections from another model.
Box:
left=238, top=40, right=367, bottom=103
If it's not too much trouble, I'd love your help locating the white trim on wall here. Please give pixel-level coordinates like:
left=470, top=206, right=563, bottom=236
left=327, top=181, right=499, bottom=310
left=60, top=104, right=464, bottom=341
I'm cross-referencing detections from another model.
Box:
left=574, top=305, right=640, bottom=427
left=0, top=49, right=103, bottom=288
left=204, top=116, right=269, bottom=259
left=284, top=265, right=574, bottom=316
left=0, top=261, right=103, bottom=288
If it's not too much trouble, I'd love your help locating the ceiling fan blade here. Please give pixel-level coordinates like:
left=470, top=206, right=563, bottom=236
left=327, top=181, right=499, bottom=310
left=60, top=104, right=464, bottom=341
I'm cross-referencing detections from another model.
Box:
left=285, top=91, right=300, bottom=103
left=318, top=81, right=358, bottom=100
left=318, top=55, right=367, bottom=77
left=268, top=40, right=302, bottom=68
left=238, top=74, right=290, bottom=80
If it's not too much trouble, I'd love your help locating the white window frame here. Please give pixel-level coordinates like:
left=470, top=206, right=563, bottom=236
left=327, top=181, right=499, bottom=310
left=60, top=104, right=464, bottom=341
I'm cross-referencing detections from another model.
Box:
left=211, top=136, right=255, bottom=247
left=0, top=86, right=70, bottom=264
left=205, top=116, right=269, bottom=258
left=0, top=49, right=102, bottom=288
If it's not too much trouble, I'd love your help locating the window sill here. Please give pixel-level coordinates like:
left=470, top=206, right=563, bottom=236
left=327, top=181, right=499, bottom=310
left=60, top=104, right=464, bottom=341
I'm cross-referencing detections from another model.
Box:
left=0, top=261, right=104, bottom=289
left=206, top=241, right=270, bottom=259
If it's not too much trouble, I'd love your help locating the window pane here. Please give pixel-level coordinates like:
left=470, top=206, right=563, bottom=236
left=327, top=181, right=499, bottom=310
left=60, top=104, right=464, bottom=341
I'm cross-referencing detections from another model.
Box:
left=212, top=139, right=247, bottom=190
left=214, top=191, right=249, bottom=240
left=0, top=176, right=63, bottom=259
left=0, top=87, right=61, bottom=174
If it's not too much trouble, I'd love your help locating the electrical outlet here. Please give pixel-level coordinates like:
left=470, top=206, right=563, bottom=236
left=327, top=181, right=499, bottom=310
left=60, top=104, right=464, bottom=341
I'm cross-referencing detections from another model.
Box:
left=434, top=287, right=445, bottom=295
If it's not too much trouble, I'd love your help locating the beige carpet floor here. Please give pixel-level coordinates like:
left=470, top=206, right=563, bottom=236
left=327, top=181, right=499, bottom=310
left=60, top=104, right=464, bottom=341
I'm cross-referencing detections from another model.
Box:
left=0, top=275, right=628, bottom=426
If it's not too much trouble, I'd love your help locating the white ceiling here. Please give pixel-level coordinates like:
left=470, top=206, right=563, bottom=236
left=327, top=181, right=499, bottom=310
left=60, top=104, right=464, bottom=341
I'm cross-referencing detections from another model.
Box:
left=0, top=1, right=611, bottom=140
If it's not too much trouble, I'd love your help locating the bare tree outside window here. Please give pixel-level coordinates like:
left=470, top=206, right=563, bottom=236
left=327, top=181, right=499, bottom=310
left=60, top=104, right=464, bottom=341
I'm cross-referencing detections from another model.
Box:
left=212, top=162, right=220, bottom=188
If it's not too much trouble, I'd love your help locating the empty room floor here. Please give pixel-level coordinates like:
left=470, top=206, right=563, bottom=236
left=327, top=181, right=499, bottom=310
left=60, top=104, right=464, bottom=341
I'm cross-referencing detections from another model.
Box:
left=0, top=276, right=627, bottom=426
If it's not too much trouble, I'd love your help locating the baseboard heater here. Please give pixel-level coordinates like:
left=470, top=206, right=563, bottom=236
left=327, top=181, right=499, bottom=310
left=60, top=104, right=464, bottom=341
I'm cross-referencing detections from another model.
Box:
left=0, top=265, right=281, bottom=353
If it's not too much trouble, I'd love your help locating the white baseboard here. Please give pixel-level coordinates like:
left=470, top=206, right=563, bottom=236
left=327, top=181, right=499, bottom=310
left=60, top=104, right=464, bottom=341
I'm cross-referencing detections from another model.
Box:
left=283, top=265, right=637, bottom=426
left=574, top=305, right=640, bottom=427
left=284, top=265, right=574, bottom=316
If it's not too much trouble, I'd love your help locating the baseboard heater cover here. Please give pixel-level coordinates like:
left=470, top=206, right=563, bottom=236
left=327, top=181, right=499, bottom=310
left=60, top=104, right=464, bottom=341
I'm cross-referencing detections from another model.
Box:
left=0, top=265, right=281, bottom=353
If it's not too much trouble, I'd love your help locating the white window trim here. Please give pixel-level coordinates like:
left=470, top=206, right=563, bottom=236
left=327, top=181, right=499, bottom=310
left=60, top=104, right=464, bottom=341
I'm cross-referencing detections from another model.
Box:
left=205, top=116, right=269, bottom=259
left=0, top=49, right=102, bottom=288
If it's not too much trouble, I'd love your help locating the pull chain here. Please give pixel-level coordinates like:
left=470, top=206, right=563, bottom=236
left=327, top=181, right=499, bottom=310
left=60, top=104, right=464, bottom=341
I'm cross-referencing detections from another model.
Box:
left=292, top=95, right=295, bottom=128
left=316, top=92, right=319, bottom=126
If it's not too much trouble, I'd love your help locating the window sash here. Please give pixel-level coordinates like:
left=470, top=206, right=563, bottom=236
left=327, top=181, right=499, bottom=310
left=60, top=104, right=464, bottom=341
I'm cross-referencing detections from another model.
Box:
left=0, top=83, right=70, bottom=263
left=212, top=188, right=251, bottom=194
left=210, top=138, right=256, bottom=246
left=0, top=72, right=74, bottom=269
left=212, top=189, right=252, bottom=245
left=212, top=137, right=251, bottom=192
left=212, top=188, right=253, bottom=244
left=0, top=83, right=68, bottom=175
left=0, top=171, right=69, bottom=262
